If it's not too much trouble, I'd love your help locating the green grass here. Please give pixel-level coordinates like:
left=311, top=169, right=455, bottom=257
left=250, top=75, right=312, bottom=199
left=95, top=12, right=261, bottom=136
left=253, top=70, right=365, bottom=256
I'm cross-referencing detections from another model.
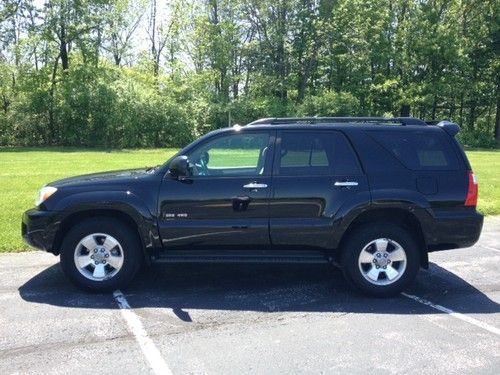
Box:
left=466, top=150, right=500, bottom=216
left=208, top=149, right=261, bottom=167
left=0, top=147, right=499, bottom=252
left=0, top=148, right=177, bottom=252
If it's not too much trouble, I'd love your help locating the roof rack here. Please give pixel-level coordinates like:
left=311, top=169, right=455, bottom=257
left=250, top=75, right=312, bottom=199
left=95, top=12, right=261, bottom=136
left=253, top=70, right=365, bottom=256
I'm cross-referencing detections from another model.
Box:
left=247, top=117, right=427, bottom=126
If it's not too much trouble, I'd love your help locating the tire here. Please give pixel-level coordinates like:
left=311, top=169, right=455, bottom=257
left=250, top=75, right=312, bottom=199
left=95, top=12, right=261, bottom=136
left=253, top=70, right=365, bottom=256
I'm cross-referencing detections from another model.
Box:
left=340, top=223, right=420, bottom=297
left=60, top=218, right=143, bottom=292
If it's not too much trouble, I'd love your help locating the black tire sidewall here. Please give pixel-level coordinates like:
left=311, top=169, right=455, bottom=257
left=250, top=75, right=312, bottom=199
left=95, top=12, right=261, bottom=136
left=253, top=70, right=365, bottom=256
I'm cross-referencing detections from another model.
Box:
left=341, top=224, right=420, bottom=297
left=60, top=218, right=142, bottom=292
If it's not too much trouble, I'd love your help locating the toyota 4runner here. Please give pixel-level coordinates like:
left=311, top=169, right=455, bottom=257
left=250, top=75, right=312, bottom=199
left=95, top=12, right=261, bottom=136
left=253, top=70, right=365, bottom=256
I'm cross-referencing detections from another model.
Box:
left=22, top=117, right=483, bottom=296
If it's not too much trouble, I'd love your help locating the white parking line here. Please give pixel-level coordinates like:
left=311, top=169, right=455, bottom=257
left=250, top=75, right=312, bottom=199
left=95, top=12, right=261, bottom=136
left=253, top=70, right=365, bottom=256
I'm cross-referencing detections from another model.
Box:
left=480, top=244, right=500, bottom=253
left=402, top=292, right=500, bottom=337
left=113, top=290, right=173, bottom=375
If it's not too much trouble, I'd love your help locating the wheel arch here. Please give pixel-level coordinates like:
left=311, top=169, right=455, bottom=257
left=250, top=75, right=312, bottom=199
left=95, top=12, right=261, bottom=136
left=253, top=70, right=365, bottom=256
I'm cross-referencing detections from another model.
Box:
left=53, top=208, right=152, bottom=264
left=337, top=208, right=428, bottom=268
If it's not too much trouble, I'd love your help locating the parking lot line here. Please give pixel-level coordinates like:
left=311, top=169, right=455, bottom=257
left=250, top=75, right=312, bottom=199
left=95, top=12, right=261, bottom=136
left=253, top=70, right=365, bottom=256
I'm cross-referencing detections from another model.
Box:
left=402, top=292, right=500, bottom=336
left=480, top=244, right=500, bottom=253
left=113, top=290, right=173, bottom=375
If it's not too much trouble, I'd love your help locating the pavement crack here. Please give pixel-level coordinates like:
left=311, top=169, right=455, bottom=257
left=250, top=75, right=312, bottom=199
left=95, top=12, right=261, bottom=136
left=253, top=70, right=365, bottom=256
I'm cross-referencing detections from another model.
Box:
left=0, top=333, right=134, bottom=359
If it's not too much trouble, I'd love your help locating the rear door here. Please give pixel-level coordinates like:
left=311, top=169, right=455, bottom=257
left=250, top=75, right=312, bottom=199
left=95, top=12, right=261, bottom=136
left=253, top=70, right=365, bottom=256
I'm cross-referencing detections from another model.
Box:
left=269, top=130, right=368, bottom=250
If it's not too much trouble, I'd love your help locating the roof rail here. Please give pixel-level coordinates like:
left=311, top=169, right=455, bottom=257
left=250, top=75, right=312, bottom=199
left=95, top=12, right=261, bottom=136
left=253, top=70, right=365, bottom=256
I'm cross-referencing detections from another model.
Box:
left=247, top=117, right=427, bottom=126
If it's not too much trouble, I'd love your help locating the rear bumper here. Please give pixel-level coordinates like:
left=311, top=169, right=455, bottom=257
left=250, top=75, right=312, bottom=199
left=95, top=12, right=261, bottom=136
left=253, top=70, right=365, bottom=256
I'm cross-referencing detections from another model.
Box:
left=425, top=209, right=483, bottom=251
left=22, top=209, right=59, bottom=254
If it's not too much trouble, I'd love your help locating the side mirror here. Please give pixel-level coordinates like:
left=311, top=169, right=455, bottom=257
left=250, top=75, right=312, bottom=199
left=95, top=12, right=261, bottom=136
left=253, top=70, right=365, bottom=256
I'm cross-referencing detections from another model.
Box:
left=168, top=155, right=190, bottom=178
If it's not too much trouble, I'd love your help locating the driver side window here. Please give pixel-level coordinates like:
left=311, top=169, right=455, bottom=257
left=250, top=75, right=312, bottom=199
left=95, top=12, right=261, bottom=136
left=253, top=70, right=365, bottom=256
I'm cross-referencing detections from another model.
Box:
left=187, top=132, right=270, bottom=177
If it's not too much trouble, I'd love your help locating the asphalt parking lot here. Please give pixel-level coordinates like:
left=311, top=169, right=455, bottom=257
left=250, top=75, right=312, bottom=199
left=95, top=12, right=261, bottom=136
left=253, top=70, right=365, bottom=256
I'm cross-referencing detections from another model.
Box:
left=1, top=218, right=499, bottom=374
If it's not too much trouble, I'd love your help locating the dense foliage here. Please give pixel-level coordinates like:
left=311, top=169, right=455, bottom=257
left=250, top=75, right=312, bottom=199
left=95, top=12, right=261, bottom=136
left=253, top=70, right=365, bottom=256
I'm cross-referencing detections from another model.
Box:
left=0, top=0, right=498, bottom=148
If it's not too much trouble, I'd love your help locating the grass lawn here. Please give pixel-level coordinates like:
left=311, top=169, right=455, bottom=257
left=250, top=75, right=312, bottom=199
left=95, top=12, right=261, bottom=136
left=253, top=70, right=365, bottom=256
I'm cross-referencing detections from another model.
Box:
left=0, top=147, right=498, bottom=252
left=466, top=150, right=500, bottom=216
left=0, top=148, right=176, bottom=252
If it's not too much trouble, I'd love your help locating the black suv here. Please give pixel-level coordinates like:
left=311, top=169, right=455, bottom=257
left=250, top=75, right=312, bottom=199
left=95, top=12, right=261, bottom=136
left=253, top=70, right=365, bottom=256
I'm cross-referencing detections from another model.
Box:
left=22, top=117, right=483, bottom=296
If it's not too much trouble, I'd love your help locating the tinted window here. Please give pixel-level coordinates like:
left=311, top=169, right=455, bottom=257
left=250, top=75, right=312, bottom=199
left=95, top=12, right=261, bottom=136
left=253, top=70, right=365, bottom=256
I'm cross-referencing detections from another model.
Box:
left=278, top=131, right=360, bottom=176
left=188, top=132, right=270, bottom=176
left=280, top=137, right=329, bottom=168
left=368, top=130, right=459, bottom=170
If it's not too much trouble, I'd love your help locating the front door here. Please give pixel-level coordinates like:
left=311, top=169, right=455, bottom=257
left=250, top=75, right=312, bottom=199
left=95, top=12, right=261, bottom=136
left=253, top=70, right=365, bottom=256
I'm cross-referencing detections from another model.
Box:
left=270, top=130, right=368, bottom=250
left=158, top=129, right=275, bottom=250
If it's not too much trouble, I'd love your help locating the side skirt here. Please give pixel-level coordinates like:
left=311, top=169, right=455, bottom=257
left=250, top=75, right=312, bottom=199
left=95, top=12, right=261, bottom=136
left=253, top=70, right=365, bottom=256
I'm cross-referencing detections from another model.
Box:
left=153, top=249, right=334, bottom=264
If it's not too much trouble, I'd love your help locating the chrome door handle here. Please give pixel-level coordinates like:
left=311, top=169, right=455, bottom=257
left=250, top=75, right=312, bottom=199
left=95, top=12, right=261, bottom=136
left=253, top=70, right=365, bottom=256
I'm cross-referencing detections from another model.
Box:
left=243, top=183, right=268, bottom=189
left=334, top=181, right=358, bottom=187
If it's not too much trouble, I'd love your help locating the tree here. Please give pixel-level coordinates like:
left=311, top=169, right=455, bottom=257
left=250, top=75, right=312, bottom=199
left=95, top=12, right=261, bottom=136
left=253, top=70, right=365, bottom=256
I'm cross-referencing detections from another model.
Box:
left=0, top=0, right=498, bottom=147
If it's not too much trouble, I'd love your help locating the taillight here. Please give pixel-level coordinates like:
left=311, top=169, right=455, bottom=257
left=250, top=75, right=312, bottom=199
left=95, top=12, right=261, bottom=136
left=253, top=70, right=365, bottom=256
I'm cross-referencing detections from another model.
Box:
left=464, top=170, right=478, bottom=207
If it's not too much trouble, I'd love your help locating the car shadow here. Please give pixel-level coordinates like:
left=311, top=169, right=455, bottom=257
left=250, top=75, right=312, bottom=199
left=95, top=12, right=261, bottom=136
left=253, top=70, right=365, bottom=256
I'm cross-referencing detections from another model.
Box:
left=18, top=261, right=500, bottom=322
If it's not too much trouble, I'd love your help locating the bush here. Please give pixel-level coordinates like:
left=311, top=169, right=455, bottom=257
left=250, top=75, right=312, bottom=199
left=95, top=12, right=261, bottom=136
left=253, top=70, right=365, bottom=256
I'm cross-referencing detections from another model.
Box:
left=459, top=129, right=497, bottom=148
left=0, top=61, right=198, bottom=148
left=2, top=59, right=496, bottom=149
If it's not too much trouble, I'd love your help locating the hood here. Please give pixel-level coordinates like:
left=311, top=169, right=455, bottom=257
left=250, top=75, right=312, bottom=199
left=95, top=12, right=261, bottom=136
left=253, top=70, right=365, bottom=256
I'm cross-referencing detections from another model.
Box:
left=48, top=167, right=158, bottom=188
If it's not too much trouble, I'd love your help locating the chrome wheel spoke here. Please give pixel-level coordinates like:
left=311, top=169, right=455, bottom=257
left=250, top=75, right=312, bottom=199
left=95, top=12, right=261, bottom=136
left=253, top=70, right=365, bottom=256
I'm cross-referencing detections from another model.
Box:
left=389, top=247, right=406, bottom=262
left=81, top=236, right=98, bottom=251
left=103, top=236, right=119, bottom=251
left=107, top=254, right=122, bottom=270
left=76, top=254, right=92, bottom=269
left=93, top=263, right=106, bottom=279
left=374, top=239, right=388, bottom=252
left=359, top=250, right=374, bottom=264
left=366, top=266, right=381, bottom=281
left=384, top=265, right=399, bottom=280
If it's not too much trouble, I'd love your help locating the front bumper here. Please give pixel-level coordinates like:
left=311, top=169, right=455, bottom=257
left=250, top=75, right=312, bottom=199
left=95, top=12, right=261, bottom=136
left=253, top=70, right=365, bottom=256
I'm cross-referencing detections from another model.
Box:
left=22, top=208, right=59, bottom=253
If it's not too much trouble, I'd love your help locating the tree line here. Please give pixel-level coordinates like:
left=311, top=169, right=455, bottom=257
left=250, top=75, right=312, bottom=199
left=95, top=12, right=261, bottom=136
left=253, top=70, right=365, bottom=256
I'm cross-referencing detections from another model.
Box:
left=0, top=0, right=498, bottom=148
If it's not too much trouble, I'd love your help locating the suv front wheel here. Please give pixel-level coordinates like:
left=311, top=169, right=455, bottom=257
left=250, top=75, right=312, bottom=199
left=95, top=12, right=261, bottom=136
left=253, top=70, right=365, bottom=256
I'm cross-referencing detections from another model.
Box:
left=60, top=218, right=142, bottom=292
left=341, top=224, right=420, bottom=297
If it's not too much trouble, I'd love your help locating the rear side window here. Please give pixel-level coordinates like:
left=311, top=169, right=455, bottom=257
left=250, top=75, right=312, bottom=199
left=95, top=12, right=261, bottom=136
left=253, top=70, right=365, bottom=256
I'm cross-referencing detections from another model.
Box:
left=277, top=131, right=360, bottom=176
left=368, top=130, right=459, bottom=170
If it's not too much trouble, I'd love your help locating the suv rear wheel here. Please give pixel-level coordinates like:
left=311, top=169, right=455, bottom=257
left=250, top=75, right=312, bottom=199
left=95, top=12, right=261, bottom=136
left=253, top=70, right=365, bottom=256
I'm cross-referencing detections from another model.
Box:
left=60, top=218, right=142, bottom=292
left=341, top=224, right=420, bottom=297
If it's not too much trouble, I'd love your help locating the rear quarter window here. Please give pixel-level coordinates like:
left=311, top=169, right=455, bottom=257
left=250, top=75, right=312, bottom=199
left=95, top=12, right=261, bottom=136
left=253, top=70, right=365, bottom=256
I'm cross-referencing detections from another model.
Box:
left=367, top=130, right=459, bottom=170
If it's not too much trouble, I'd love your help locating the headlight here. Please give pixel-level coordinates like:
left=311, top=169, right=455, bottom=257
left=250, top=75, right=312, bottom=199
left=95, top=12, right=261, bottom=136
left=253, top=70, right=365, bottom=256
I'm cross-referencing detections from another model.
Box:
left=36, top=186, right=58, bottom=206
